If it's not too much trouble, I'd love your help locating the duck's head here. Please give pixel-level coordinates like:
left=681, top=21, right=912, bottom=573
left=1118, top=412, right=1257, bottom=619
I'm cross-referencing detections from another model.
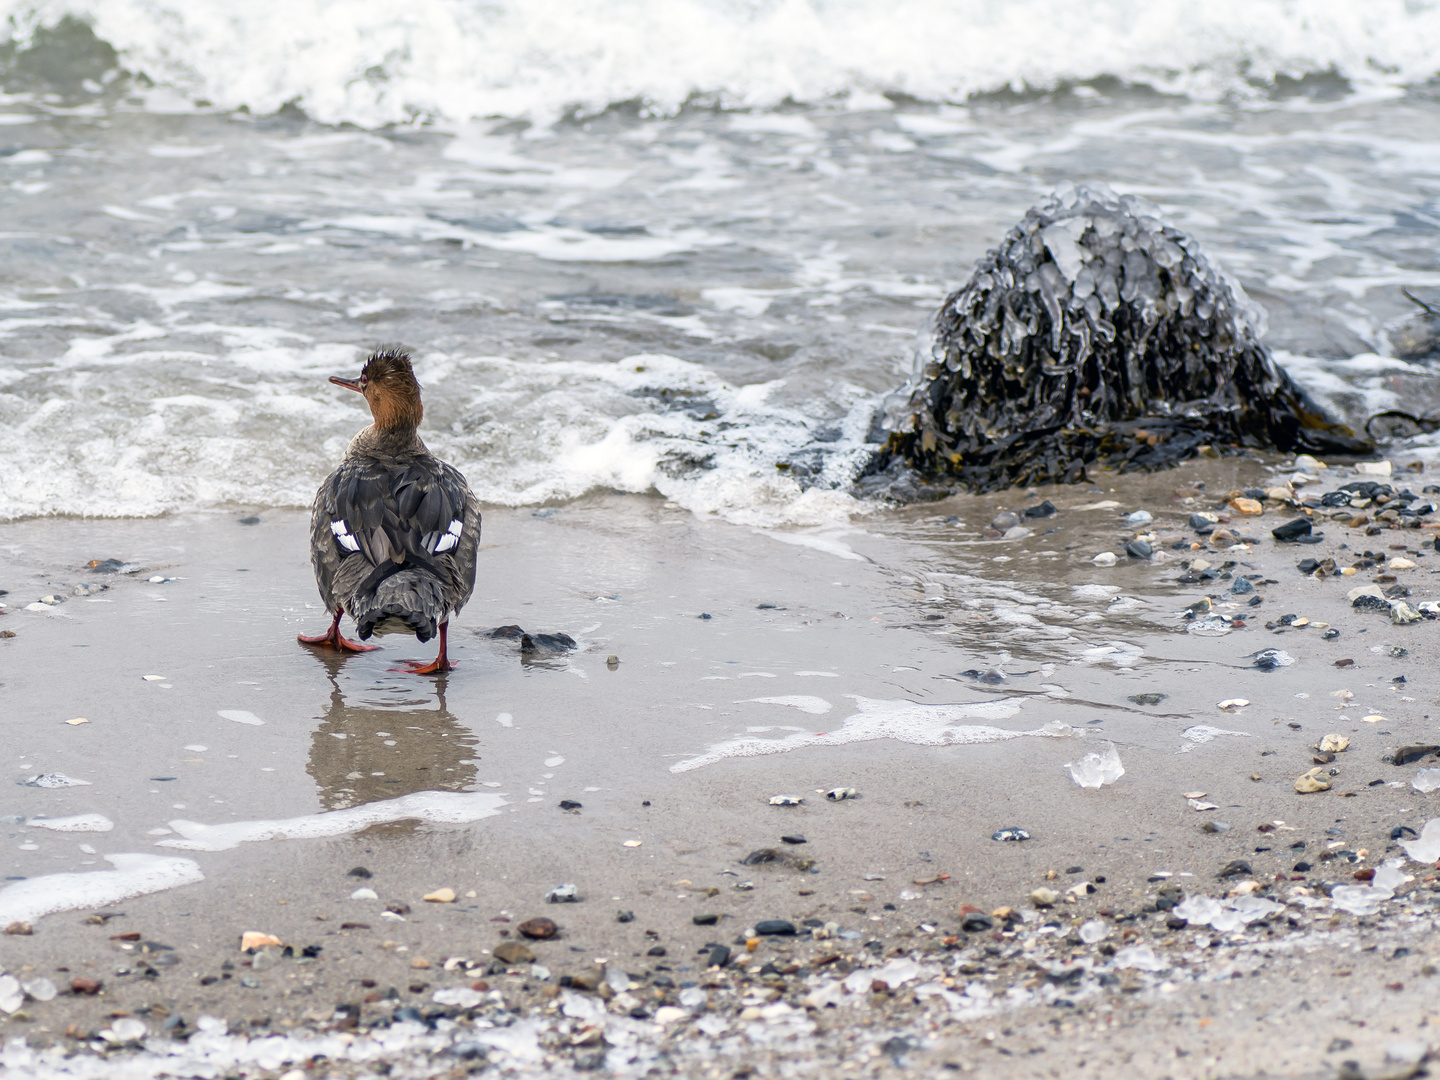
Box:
left=331, top=346, right=423, bottom=432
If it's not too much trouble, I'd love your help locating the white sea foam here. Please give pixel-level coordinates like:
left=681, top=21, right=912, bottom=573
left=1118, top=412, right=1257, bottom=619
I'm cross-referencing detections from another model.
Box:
left=26, top=813, right=114, bottom=832
left=742, top=695, right=833, bottom=714
left=671, top=694, right=1064, bottom=772
left=3, top=1, right=1439, bottom=126
left=0, top=853, right=203, bottom=925
left=154, top=789, right=509, bottom=852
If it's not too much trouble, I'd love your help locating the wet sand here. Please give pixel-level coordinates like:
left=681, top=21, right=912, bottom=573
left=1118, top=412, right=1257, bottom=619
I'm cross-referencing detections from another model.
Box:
left=4, top=461, right=1440, bottom=1077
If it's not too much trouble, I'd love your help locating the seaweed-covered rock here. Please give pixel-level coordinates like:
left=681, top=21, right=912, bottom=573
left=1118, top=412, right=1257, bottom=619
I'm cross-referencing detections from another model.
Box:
left=865, top=182, right=1369, bottom=495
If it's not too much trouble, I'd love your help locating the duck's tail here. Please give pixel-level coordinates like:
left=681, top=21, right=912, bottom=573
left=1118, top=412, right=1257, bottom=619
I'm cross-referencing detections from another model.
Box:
left=352, top=566, right=448, bottom=642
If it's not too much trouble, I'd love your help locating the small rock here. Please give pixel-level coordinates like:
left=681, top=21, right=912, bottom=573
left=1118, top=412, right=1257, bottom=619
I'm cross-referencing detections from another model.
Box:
left=409, top=957, right=431, bottom=970
left=518, top=917, right=558, bottom=940
left=708, top=945, right=731, bottom=968
left=1218, top=859, right=1252, bottom=878
left=423, top=888, right=456, bottom=903
left=1323, top=627, right=1341, bottom=639
left=1295, top=768, right=1332, bottom=793
left=1029, top=888, right=1059, bottom=908
left=1393, top=745, right=1439, bottom=766
left=70, top=977, right=102, bottom=996
left=1023, top=501, right=1057, bottom=518
left=991, top=510, right=1020, bottom=531
left=780, top=834, right=806, bottom=845
left=1391, top=601, right=1423, bottom=625
left=605, top=655, right=619, bottom=667
left=825, top=787, right=858, bottom=801
left=347, top=866, right=372, bottom=878
left=692, top=913, right=720, bottom=926
left=768, top=794, right=803, bottom=806
left=754, top=920, right=796, bottom=936
left=1252, top=648, right=1293, bottom=670
left=1199, top=821, right=1232, bottom=833
left=1189, top=513, right=1218, bottom=533
left=558, top=799, right=582, bottom=811
left=1125, top=539, right=1153, bottom=559
left=492, top=942, right=535, bottom=965
left=1318, top=734, right=1350, bottom=753
left=240, top=932, right=282, bottom=952
left=992, top=827, right=1030, bottom=842
left=1230, top=576, right=1255, bottom=595
left=960, top=911, right=993, bottom=932
left=1128, top=693, right=1167, bottom=705
left=1271, top=518, right=1314, bottom=542
left=1209, top=528, right=1238, bottom=546
left=615, top=910, right=634, bottom=923
left=1122, top=509, right=1153, bottom=525
left=547, top=884, right=580, bottom=904
left=1092, top=551, right=1118, bottom=566
left=4, top=922, right=32, bottom=936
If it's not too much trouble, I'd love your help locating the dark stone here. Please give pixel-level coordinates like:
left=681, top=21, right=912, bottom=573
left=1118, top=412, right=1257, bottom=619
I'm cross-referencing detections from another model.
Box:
left=1128, top=692, right=1167, bottom=705
left=1296, top=558, right=1320, bottom=574
left=1125, top=539, right=1153, bottom=559
left=1190, top=514, right=1217, bottom=533
left=692, top=913, right=719, bottom=926
left=707, top=945, right=731, bottom=968
left=742, top=848, right=785, bottom=865
left=647, top=946, right=667, bottom=957
left=960, top=912, right=993, bottom=933
left=1394, top=745, right=1439, bottom=766
left=521, top=632, right=577, bottom=657
left=558, top=800, right=582, bottom=811
left=780, top=834, right=806, bottom=845
left=518, top=918, right=558, bottom=940
left=991, top=827, right=1030, bottom=842
left=1023, top=501, right=1057, bottom=518
left=1271, top=518, right=1313, bottom=542
left=238, top=516, right=261, bottom=526
left=1293, top=861, right=1312, bottom=872
left=1218, top=860, right=1252, bottom=879
left=1392, top=826, right=1419, bottom=840
left=755, top=920, right=797, bottom=936
left=699, top=613, right=712, bottom=620
left=1230, top=576, right=1254, bottom=594
left=347, top=867, right=372, bottom=878
left=1353, top=594, right=1391, bottom=612
left=615, top=910, right=634, bottom=923
left=487, top=625, right=526, bottom=639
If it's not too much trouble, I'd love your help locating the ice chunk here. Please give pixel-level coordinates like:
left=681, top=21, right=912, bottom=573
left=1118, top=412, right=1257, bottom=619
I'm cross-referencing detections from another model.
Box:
left=1112, top=945, right=1164, bottom=972
left=1400, top=818, right=1440, bottom=863
left=1042, top=224, right=1085, bottom=282
left=1413, top=769, right=1440, bottom=793
left=1079, top=919, right=1109, bottom=944
left=1064, top=742, right=1124, bottom=788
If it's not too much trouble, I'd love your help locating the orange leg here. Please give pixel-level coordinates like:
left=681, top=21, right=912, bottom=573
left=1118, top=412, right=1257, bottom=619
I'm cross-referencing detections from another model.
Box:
left=393, top=621, right=453, bottom=674
left=298, top=607, right=380, bottom=653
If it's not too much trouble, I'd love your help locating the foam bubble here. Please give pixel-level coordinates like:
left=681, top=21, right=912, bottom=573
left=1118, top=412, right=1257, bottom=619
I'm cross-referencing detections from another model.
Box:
left=0, top=853, right=203, bottom=925
left=155, top=789, right=509, bottom=851
left=27, top=813, right=114, bottom=833
left=671, top=694, right=1050, bottom=772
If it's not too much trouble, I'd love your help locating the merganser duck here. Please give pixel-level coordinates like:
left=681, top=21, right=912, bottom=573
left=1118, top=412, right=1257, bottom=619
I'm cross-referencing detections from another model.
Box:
left=298, top=347, right=481, bottom=673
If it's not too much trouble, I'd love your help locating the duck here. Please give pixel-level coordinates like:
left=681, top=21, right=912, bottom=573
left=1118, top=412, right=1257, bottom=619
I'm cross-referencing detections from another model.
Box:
left=298, top=346, right=481, bottom=673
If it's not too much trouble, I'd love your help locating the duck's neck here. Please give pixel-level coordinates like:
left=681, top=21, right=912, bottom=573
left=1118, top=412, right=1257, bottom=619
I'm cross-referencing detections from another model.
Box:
left=350, top=422, right=426, bottom=458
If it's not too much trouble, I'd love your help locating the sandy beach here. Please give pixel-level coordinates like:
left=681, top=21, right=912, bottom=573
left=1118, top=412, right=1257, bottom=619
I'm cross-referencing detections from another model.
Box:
left=2, top=456, right=1440, bottom=1077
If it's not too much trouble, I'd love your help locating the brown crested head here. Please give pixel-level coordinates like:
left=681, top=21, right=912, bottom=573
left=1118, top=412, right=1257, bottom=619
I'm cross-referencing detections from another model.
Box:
left=330, top=346, right=423, bottom=432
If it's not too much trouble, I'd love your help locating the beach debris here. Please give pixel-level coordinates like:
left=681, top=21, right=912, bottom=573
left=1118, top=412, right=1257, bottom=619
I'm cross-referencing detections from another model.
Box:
left=1029, top=888, right=1059, bottom=908
left=1391, top=601, right=1422, bottom=624
left=1128, top=692, right=1167, bottom=705
left=518, top=918, right=558, bottom=940
left=423, top=888, right=456, bottom=903
left=22, top=773, right=91, bottom=788
left=1216, top=699, right=1248, bottom=711
left=558, top=800, right=582, bottom=811
left=1092, top=552, right=1118, bottom=567
left=869, top=183, right=1368, bottom=496
left=493, top=942, right=536, bottom=965
left=546, top=884, right=580, bottom=903
left=1412, top=769, right=1440, bottom=793
left=1173, top=894, right=1281, bottom=931
left=240, top=932, right=282, bottom=952
left=1251, top=649, right=1293, bottom=670
left=1078, top=919, right=1109, bottom=944
left=1363, top=715, right=1387, bottom=724
left=1188, top=799, right=1219, bottom=811
left=64, top=717, right=88, bottom=726
left=1318, top=734, right=1349, bottom=753
left=606, top=654, right=619, bottom=668
left=1199, top=820, right=1232, bottom=833
left=5, top=922, right=32, bottom=936
left=1063, top=742, right=1124, bottom=788
left=623, top=839, right=643, bottom=847
left=350, top=887, right=378, bottom=900
left=1394, top=745, right=1438, bottom=766
left=991, top=827, right=1030, bottom=842
left=87, top=559, right=141, bottom=574
left=1122, top=510, right=1153, bottom=525
left=1294, top=768, right=1332, bottom=793
left=825, top=787, right=858, bottom=801
left=615, top=910, right=634, bottom=923
left=769, top=794, right=803, bottom=806
left=1113, top=945, right=1166, bottom=972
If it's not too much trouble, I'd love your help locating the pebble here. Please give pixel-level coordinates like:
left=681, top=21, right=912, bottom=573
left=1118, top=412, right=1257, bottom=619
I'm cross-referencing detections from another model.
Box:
left=708, top=945, right=732, bottom=969
left=1230, top=576, right=1254, bottom=594
left=780, top=834, right=806, bottom=845
left=1217, top=699, right=1249, bottom=710
left=1122, top=510, right=1153, bottom=525
left=1295, top=768, right=1332, bottom=793
left=546, top=884, right=580, bottom=903
left=493, top=942, right=536, bottom=965
left=558, top=800, right=582, bottom=811
left=1092, top=552, right=1118, bottom=566
left=606, top=655, right=619, bottom=667
left=1391, top=601, right=1422, bottom=624
left=409, top=958, right=430, bottom=970
left=1218, top=859, right=1253, bottom=878
left=990, top=510, right=1020, bottom=531
left=1229, top=497, right=1263, bottom=515
left=615, top=910, right=634, bottom=923
left=240, top=932, right=282, bottom=952
left=693, top=913, right=719, bottom=926
left=350, top=888, right=378, bottom=900
left=518, top=917, right=558, bottom=940
left=1252, top=649, right=1293, bottom=670
left=992, top=827, right=1030, bottom=842
left=1393, top=745, right=1438, bottom=766
left=1023, top=501, right=1057, bottom=518
left=1029, top=888, right=1059, bottom=908
left=1209, top=528, right=1239, bottom=546
left=1125, top=539, right=1153, bottom=559
left=769, top=794, right=803, bottom=806
left=960, top=911, right=993, bottom=933
left=1199, top=821, right=1232, bottom=833
left=1271, top=518, right=1314, bottom=542
left=5, top=922, right=32, bottom=936
left=754, top=920, right=797, bottom=936
left=1318, top=734, right=1350, bottom=753
left=825, top=787, right=858, bottom=801
left=423, top=888, right=456, bottom=903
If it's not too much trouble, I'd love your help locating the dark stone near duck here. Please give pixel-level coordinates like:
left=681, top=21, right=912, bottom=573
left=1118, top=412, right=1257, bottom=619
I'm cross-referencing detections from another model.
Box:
left=520, top=632, right=577, bottom=657
left=862, top=183, right=1370, bottom=496
left=488, top=625, right=526, bottom=639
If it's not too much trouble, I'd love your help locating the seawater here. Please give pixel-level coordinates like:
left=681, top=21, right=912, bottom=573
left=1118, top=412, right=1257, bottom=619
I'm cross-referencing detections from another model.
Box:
left=0, top=3, right=1438, bottom=525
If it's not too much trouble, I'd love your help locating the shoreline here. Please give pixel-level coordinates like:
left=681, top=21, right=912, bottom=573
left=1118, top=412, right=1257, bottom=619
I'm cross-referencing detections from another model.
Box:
left=3, top=463, right=1440, bottom=1077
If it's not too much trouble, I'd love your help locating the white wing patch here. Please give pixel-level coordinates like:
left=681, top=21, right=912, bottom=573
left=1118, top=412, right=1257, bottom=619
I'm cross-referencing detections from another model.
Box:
left=330, top=519, right=361, bottom=552
left=434, top=519, right=463, bottom=553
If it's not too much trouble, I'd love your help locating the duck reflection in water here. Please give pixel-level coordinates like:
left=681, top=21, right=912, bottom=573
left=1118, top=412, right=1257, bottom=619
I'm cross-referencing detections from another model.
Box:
left=307, top=665, right=480, bottom=814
